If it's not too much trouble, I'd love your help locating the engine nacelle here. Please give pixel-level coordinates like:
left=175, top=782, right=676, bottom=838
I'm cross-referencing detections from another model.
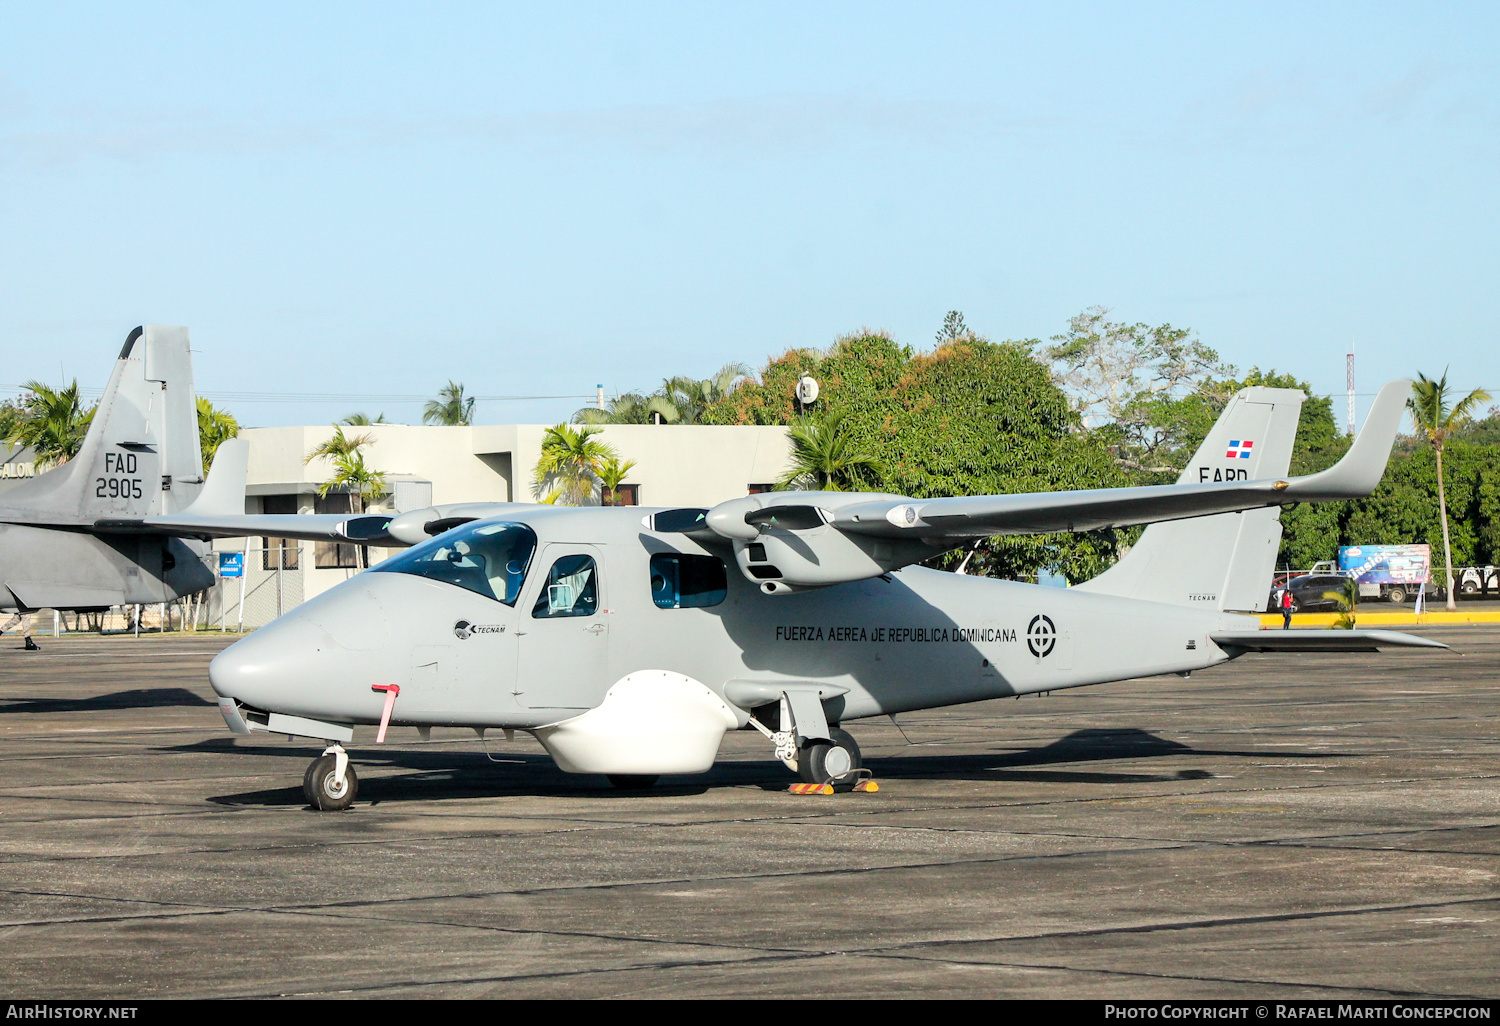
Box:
left=706, top=492, right=933, bottom=592
left=385, top=501, right=527, bottom=546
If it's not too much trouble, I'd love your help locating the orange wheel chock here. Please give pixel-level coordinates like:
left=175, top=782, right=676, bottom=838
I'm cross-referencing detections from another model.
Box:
left=788, top=782, right=834, bottom=795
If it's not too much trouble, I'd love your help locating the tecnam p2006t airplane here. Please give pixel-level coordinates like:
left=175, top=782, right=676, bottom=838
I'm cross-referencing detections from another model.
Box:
left=150, top=377, right=1441, bottom=809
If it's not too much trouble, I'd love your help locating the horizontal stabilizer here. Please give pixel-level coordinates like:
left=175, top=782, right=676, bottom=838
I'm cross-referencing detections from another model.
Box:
left=1211, top=629, right=1448, bottom=652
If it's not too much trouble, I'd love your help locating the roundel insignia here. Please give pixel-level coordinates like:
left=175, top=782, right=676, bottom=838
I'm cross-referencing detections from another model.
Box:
left=453, top=620, right=472, bottom=640
left=1026, top=614, right=1057, bottom=658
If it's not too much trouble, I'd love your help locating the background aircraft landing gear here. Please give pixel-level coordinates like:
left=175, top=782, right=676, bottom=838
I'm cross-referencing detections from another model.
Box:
left=303, top=746, right=358, bottom=811
left=798, top=728, right=863, bottom=788
left=607, top=774, right=659, bottom=789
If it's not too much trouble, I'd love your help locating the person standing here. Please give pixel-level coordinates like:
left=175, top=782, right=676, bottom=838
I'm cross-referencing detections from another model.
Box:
left=1281, top=586, right=1294, bottom=630
left=1, top=610, right=40, bottom=650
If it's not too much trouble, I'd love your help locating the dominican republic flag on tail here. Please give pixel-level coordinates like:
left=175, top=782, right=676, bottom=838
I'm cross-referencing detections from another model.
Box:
left=1226, top=440, right=1254, bottom=459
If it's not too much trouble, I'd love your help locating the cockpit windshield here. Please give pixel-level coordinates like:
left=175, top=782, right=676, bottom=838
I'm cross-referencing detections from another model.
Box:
left=371, top=521, right=537, bottom=605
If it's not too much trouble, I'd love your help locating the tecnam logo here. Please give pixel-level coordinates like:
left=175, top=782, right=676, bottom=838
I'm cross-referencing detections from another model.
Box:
left=453, top=620, right=506, bottom=640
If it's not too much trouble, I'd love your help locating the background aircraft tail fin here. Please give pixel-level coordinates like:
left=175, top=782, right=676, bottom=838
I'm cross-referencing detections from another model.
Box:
left=1075, top=385, right=1306, bottom=613
left=0, top=325, right=203, bottom=524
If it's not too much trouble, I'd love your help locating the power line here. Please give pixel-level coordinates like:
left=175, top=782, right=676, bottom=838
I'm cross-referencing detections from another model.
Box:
left=0, top=385, right=596, bottom=404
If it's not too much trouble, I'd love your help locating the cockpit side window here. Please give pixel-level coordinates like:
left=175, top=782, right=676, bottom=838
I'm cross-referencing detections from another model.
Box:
left=532, top=554, right=599, bottom=618
left=371, top=521, right=536, bottom=605
left=650, top=553, right=727, bottom=609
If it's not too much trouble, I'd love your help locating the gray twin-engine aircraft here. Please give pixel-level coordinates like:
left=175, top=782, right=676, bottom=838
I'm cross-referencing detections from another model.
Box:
left=155, top=372, right=1440, bottom=810
left=0, top=325, right=390, bottom=623
left=0, top=326, right=225, bottom=617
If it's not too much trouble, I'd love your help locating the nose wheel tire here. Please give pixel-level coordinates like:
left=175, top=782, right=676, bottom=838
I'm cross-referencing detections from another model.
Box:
left=607, top=774, right=659, bottom=790
left=303, top=753, right=358, bottom=811
left=797, top=727, right=863, bottom=788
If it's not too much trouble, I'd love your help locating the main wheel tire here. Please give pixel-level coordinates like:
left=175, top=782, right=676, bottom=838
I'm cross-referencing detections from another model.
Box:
left=607, top=774, right=659, bottom=790
left=797, top=727, right=863, bottom=786
left=303, top=754, right=358, bottom=811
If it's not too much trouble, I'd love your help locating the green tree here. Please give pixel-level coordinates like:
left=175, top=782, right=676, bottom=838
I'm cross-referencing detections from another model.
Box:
left=1407, top=370, right=1493, bottom=609
left=340, top=412, right=387, bottom=425
left=533, top=424, right=618, bottom=505
left=1040, top=307, right=1235, bottom=479
left=2, top=381, right=96, bottom=467
left=423, top=381, right=475, bottom=426
left=703, top=323, right=1123, bottom=581
left=196, top=397, right=239, bottom=470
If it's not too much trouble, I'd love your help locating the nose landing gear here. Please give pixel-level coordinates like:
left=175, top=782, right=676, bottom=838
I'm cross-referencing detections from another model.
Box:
left=304, top=745, right=358, bottom=811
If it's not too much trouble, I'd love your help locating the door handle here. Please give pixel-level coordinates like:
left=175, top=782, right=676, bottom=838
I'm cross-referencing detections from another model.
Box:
left=584, top=623, right=605, bottom=636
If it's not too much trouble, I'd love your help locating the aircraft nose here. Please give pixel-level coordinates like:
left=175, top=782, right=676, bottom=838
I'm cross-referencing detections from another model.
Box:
left=209, top=579, right=404, bottom=721
left=209, top=614, right=343, bottom=713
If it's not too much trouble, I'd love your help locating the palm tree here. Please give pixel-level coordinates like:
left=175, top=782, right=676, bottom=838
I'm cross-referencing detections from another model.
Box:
left=1409, top=370, right=1492, bottom=611
left=304, top=426, right=388, bottom=512
left=533, top=424, right=619, bottom=505
left=423, top=381, right=475, bottom=426
left=3, top=380, right=96, bottom=467
left=573, top=364, right=752, bottom=425
left=196, top=397, right=239, bottom=470
left=340, top=412, right=386, bottom=425
left=597, top=456, right=639, bottom=505
left=777, top=410, right=885, bottom=491
left=574, top=392, right=675, bottom=425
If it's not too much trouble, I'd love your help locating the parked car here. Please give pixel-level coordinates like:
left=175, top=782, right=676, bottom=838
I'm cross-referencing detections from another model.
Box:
left=1269, top=573, right=1353, bottom=613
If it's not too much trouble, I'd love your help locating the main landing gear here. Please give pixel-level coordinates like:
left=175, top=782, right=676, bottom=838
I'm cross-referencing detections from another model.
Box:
left=797, top=727, right=864, bottom=788
left=304, top=745, right=358, bottom=811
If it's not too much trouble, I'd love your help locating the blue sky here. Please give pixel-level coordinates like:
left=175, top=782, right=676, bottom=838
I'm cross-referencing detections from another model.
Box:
left=1, top=1, right=1495, bottom=428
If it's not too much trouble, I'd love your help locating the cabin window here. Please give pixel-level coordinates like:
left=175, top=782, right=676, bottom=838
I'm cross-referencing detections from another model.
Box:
left=532, top=554, right=599, bottom=618
left=371, top=521, right=536, bottom=605
left=650, top=553, right=727, bottom=609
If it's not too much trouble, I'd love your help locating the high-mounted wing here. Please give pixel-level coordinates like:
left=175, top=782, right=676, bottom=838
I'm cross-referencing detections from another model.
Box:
left=702, top=380, right=1410, bottom=593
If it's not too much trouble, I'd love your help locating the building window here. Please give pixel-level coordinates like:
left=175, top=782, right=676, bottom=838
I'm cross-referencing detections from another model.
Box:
left=747, top=483, right=776, bottom=494
left=605, top=483, right=639, bottom=506
left=314, top=492, right=361, bottom=569
left=261, top=494, right=300, bottom=570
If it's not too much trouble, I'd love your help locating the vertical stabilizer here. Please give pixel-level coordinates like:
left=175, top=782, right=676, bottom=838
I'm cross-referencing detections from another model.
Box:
left=1076, top=386, right=1304, bottom=612
left=0, top=325, right=203, bottom=525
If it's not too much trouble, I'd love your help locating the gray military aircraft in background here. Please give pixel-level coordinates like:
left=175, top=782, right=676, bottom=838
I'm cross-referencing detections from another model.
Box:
left=0, top=326, right=221, bottom=622
left=0, top=326, right=395, bottom=635
left=155, top=375, right=1441, bottom=809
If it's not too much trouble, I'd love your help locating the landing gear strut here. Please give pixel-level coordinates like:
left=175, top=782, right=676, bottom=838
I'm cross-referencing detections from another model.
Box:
left=303, top=745, right=358, bottom=811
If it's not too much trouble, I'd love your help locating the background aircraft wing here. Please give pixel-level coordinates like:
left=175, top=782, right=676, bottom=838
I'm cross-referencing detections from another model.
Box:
left=98, top=511, right=395, bottom=542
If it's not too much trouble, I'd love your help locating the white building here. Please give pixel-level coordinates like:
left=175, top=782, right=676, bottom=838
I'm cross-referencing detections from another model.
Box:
left=215, top=423, right=795, bottom=623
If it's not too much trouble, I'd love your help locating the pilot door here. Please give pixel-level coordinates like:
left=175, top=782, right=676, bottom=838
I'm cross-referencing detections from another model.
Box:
left=517, top=544, right=609, bottom=710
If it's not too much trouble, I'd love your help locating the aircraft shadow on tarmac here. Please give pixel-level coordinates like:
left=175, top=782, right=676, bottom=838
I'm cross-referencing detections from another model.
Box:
left=0, top=687, right=216, bottom=715
left=183, top=727, right=1350, bottom=808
